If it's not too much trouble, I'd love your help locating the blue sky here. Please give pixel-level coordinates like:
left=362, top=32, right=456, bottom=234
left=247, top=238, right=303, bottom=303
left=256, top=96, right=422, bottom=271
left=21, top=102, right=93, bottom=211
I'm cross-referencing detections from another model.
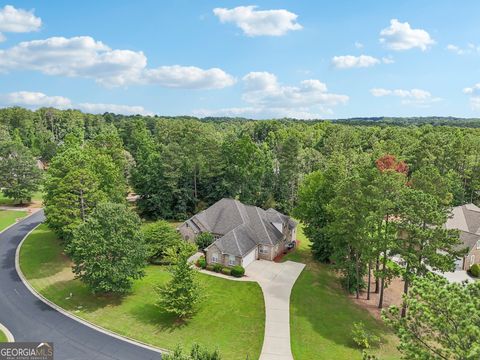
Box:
left=1, top=1, right=480, bottom=119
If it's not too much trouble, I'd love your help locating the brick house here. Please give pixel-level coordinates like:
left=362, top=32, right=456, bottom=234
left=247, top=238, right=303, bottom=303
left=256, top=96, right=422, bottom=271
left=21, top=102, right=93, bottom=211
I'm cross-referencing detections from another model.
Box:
left=178, top=198, right=297, bottom=268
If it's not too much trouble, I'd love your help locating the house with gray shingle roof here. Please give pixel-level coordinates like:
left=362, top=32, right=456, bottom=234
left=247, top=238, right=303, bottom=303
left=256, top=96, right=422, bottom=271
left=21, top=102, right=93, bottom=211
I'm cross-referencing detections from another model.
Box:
left=445, top=203, right=480, bottom=270
left=178, top=198, right=297, bottom=267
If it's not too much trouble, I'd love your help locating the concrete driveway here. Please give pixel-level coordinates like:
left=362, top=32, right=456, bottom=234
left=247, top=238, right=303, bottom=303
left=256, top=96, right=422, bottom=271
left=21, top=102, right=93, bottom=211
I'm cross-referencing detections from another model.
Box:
left=246, top=260, right=305, bottom=360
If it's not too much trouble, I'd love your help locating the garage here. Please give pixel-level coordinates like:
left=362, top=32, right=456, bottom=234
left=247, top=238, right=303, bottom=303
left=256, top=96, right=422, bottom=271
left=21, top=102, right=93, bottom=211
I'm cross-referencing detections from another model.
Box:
left=242, top=247, right=257, bottom=267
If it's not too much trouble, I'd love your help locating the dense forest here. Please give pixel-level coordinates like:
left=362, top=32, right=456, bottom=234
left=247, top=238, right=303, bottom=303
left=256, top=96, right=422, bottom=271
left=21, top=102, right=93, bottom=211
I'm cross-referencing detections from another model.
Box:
left=1, top=107, right=479, bottom=218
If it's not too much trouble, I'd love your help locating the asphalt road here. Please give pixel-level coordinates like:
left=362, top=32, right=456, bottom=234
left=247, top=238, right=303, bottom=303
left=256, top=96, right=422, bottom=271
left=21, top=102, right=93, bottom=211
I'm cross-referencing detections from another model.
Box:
left=0, top=210, right=161, bottom=360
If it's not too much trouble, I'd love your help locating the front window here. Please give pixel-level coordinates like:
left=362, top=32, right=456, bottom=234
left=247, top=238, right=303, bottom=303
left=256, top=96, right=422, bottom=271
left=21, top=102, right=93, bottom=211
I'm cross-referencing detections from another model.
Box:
left=212, top=253, right=219, bottom=263
left=471, top=254, right=476, bottom=266
left=477, top=240, right=480, bottom=250
left=228, top=255, right=236, bottom=266
left=260, top=245, right=268, bottom=254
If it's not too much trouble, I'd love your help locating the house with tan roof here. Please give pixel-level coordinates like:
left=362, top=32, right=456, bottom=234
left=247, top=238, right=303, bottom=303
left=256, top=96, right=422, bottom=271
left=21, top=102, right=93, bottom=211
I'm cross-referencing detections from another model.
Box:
left=445, top=203, right=480, bottom=270
left=178, top=198, right=297, bottom=268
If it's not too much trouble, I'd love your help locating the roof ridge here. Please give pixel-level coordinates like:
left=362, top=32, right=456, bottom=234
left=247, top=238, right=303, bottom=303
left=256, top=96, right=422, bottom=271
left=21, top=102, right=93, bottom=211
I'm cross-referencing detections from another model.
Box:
left=256, top=206, right=274, bottom=244
left=232, top=228, right=242, bottom=256
left=234, top=199, right=248, bottom=224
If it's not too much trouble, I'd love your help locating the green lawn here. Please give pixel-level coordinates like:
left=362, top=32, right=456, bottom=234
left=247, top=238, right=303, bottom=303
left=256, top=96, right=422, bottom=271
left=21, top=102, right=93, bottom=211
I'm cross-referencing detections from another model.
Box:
left=0, top=191, right=43, bottom=206
left=284, top=225, right=400, bottom=360
left=0, top=210, right=28, bottom=232
left=0, top=329, right=7, bottom=342
left=19, top=225, right=265, bottom=360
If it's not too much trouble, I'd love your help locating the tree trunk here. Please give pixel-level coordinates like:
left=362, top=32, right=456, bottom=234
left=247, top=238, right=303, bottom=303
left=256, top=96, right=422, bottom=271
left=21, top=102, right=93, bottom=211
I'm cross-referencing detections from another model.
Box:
left=355, top=252, right=360, bottom=299
left=367, top=260, right=372, bottom=300
left=401, top=277, right=409, bottom=318
left=378, top=252, right=387, bottom=309
left=374, top=255, right=380, bottom=293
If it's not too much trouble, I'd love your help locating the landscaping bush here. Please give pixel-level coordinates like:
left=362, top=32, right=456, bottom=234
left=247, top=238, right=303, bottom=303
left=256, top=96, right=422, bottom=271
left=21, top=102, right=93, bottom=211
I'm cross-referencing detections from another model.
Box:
left=230, top=265, right=245, bottom=278
left=221, top=267, right=231, bottom=276
left=351, top=322, right=379, bottom=349
left=213, top=263, right=223, bottom=273
left=197, top=257, right=207, bottom=269
left=469, top=263, right=480, bottom=277
left=206, top=264, right=214, bottom=271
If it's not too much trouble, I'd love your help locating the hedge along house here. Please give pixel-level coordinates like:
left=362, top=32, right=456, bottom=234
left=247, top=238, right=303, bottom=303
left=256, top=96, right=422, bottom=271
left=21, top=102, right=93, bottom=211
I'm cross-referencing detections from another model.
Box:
left=445, top=203, right=480, bottom=271
left=178, top=198, right=297, bottom=268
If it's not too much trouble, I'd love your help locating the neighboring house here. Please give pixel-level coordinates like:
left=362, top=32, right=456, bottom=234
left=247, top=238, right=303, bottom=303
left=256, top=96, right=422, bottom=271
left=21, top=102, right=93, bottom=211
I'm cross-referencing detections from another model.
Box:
left=178, top=198, right=297, bottom=268
left=445, top=203, right=480, bottom=271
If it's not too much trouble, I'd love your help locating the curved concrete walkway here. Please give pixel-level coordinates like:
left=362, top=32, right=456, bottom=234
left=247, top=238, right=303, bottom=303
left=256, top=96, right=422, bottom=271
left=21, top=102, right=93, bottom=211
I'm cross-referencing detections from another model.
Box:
left=246, top=260, right=305, bottom=360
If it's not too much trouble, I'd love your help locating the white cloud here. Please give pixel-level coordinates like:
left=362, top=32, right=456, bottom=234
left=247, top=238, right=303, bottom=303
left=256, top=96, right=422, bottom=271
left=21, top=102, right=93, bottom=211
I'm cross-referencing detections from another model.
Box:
left=194, top=72, right=348, bottom=119
left=0, top=91, right=152, bottom=115
left=382, top=56, right=395, bottom=64
left=143, top=65, right=235, bottom=89
left=0, top=5, right=42, bottom=41
left=370, top=87, right=440, bottom=105
left=0, top=36, right=235, bottom=89
left=354, top=41, right=364, bottom=49
left=332, top=55, right=380, bottom=69
left=213, top=6, right=302, bottom=36
left=380, top=19, right=435, bottom=51
left=463, top=83, right=480, bottom=110
left=76, top=103, right=152, bottom=115
left=447, top=43, right=480, bottom=55
left=0, top=91, right=71, bottom=108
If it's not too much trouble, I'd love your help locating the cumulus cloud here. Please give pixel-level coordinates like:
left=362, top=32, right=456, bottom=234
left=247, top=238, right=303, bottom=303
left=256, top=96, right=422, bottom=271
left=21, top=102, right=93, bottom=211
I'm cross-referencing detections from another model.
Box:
left=0, top=5, right=42, bottom=41
left=332, top=55, right=380, bottom=69
left=0, top=91, right=152, bottom=115
left=370, top=87, right=440, bottom=105
left=143, top=65, right=235, bottom=89
left=0, top=36, right=235, bottom=89
left=0, top=91, right=71, bottom=108
left=213, top=6, right=302, bottom=36
left=194, top=72, right=348, bottom=119
left=463, top=83, right=480, bottom=110
left=380, top=19, right=435, bottom=51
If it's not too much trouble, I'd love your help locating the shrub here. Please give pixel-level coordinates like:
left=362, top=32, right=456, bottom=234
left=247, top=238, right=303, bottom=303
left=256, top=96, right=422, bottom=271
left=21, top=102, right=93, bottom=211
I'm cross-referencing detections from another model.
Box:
left=195, top=232, right=215, bottom=250
left=197, top=257, right=207, bottom=269
left=206, top=264, right=214, bottom=271
left=231, top=265, right=245, bottom=278
left=221, top=267, right=231, bottom=276
left=469, top=263, right=480, bottom=277
left=213, top=263, right=223, bottom=273
left=352, top=322, right=379, bottom=349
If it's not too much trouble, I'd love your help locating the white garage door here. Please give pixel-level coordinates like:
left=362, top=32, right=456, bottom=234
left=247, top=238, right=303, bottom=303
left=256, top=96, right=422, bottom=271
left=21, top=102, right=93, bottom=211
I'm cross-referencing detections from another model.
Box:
left=242, top=247, right=257, bottom=267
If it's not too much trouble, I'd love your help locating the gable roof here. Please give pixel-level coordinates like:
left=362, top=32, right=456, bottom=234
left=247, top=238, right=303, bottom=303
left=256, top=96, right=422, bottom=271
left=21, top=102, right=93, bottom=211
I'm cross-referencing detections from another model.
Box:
left=187, top=198, right=296, bottom=257
left=446, top=203, right=480, bottom=235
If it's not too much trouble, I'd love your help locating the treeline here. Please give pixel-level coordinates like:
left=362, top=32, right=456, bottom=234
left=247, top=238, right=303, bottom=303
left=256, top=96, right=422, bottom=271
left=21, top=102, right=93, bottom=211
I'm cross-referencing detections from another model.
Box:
left=1, top=107, right=480, bottom=218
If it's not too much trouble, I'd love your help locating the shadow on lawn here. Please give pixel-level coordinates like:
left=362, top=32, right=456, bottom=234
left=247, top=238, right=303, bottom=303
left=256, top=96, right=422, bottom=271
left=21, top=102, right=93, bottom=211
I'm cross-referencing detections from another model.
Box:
left=290, top=262, right=391, bottom=353
left=40, top=279, right=124, bottom=313
left=129, top=303, right=188, bottom=332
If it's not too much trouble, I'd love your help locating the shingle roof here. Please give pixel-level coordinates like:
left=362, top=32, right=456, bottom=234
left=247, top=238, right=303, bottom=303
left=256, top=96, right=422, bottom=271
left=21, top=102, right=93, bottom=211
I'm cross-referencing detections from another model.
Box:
left=446, top=203, right=480, bottom=235
left=456, top=231, right=480, bottom=252
left=187, top=198, right=296, bottom=257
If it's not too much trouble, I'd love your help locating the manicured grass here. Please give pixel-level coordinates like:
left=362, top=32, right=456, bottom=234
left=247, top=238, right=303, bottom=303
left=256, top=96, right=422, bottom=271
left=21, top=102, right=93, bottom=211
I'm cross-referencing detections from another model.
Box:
left=0, top=210, right=28, bottom=232
left=0, top=191, right=43, bottom=206
left=0, top=329, right=7, bottom=342
left=20, top=225, right=265, bottom=360
left=284, top=225, right=400, bottom=360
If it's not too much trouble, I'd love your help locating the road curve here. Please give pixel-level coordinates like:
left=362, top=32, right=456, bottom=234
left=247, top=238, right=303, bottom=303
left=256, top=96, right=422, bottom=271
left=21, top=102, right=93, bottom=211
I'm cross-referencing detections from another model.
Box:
left=0, top=210, right=161, bottom=360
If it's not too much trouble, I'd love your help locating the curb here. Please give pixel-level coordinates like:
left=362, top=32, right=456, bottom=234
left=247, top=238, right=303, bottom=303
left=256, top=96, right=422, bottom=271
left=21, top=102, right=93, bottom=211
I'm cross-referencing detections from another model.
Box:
left=0, top=210, right=35, bottom=236
left=15, top=221, right=167, bottom=355
left=0, top=323, right=14, bottom=342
